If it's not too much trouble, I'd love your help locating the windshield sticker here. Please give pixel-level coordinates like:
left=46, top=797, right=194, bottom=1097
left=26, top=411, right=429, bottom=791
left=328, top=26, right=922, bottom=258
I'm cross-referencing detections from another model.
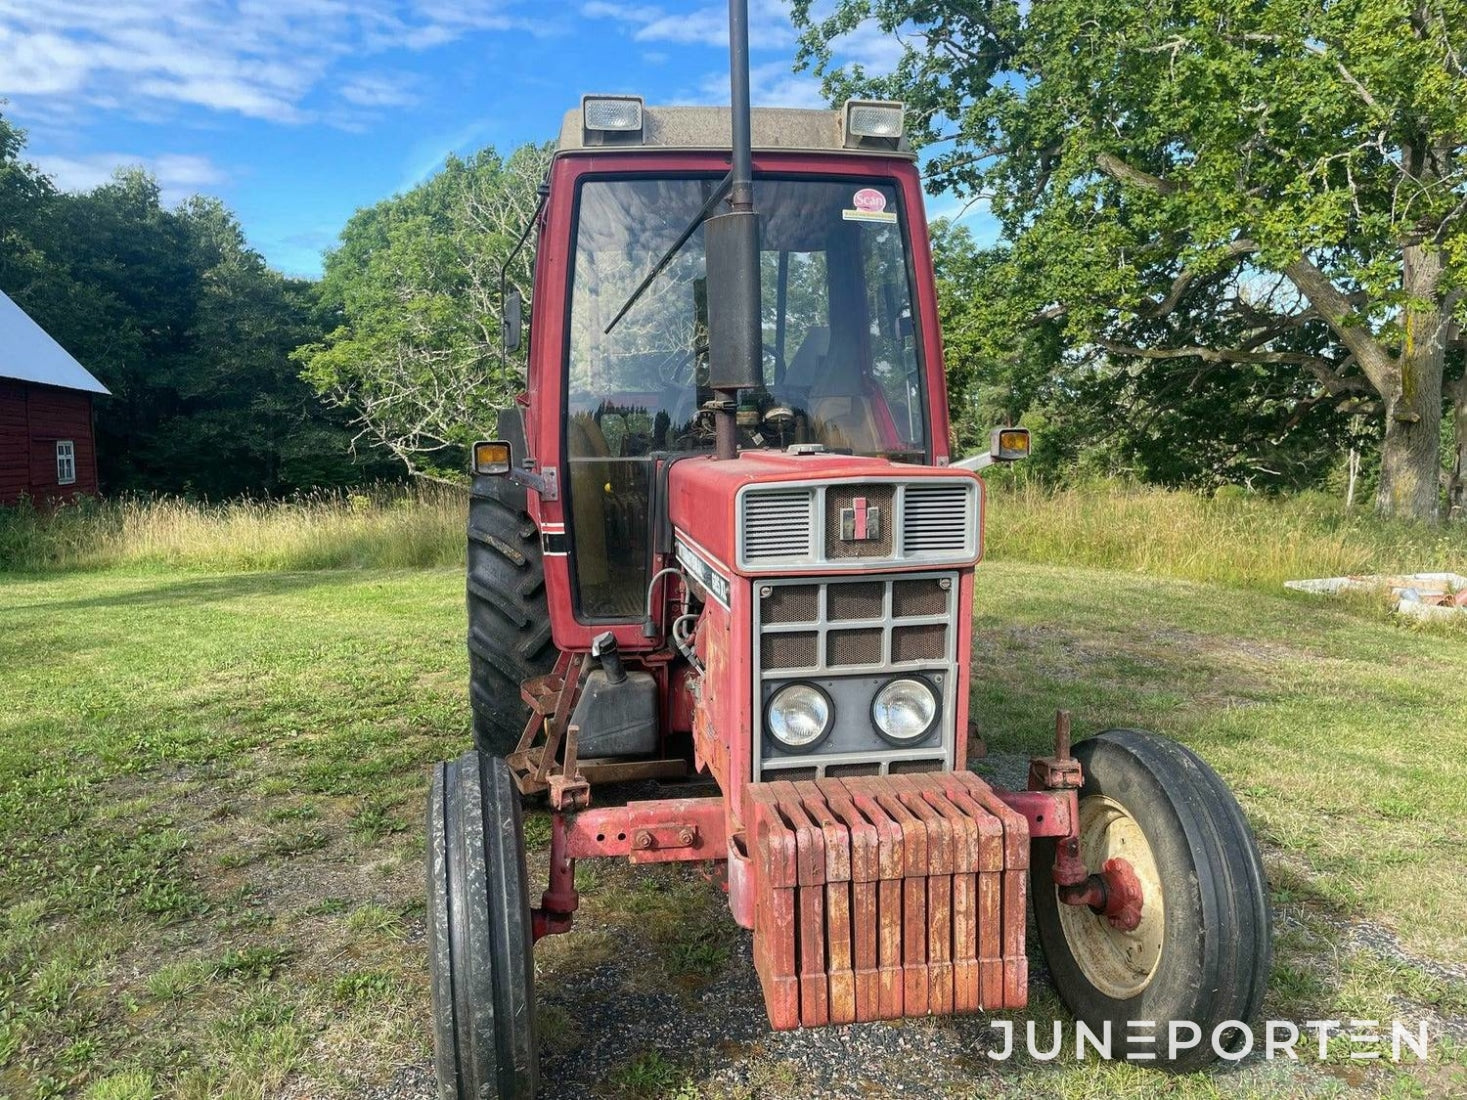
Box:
left=844, top=189, right=896, bottom=223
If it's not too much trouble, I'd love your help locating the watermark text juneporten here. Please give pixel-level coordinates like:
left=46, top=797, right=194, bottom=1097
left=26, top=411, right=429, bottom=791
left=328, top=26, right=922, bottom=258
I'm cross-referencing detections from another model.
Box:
left=985, top=1019, right=1431, bottom=1062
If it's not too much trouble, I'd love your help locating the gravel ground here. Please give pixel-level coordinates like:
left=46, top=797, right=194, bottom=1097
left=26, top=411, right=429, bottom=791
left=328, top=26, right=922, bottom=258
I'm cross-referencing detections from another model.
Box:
left=369, top=932, right=1028, bottom=1100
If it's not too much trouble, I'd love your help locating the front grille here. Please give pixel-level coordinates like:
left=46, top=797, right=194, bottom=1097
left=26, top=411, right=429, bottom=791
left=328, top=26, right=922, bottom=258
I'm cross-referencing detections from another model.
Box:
left=823, top=484, right=895, bottom=559
left=740, top=478, right=980, bottom=570
left=902, top=484, right=973, bottom=554
left=756, top=572, right=960, bottom=780
left=744, top=489, right=814, bottom=562
left=759, top=574, right=955, bottom=670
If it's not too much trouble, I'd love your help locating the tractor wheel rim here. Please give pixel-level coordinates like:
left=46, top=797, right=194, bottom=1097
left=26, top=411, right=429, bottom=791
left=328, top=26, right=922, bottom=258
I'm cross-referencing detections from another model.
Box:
left=1056, top=795, right=1165, bottom=1000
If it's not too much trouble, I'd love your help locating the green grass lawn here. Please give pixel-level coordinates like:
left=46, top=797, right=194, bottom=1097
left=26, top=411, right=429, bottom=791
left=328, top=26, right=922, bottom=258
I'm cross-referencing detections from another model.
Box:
left=1, top=563, right=1464, bottom=1098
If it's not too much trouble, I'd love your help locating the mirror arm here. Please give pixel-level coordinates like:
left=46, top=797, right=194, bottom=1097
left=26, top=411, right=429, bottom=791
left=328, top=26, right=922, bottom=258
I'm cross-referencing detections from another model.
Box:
left=952, top=453, right=996, bottom=472
left=499, top=180, right=551, bottom=383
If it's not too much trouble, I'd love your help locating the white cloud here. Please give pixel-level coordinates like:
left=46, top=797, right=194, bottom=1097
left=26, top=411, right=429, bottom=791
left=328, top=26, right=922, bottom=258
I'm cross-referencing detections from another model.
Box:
left=30, top=151, right=228, bottom=204
left=584, top=3, right=903, bottom=110
left=0, top=27, right=92, bottom=95
left=580, top=2, right=664, bottom=21
left=829, top=19, right=904, bottom=72
left=696, top=60, right=826, bottom=109
left=581, top=0, right=796, bottom=50
left=339, top=73, right=421, bottom=109
left=0, top=0, right=539, bottom=124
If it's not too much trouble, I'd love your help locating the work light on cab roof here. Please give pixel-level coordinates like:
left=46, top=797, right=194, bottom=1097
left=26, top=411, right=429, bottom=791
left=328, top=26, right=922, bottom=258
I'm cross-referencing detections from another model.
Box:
left=428, top=4, right=1272, bottom=1097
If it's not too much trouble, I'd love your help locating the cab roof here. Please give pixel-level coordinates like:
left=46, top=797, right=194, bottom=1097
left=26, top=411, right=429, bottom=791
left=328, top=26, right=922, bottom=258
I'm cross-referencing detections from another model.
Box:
left=556, top=105, right=915, bottom=160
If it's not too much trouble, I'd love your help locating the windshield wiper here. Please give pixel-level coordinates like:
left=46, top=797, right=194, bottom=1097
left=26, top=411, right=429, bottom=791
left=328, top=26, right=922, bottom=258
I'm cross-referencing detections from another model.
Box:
left=603, top=171, right=732, bottom=335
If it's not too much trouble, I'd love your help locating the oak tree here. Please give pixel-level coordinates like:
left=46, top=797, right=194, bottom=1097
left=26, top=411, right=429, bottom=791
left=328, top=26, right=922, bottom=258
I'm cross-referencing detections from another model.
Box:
left=795, top=0, right=1467, bottom=517
left=297, top=143, right=553, bottom=482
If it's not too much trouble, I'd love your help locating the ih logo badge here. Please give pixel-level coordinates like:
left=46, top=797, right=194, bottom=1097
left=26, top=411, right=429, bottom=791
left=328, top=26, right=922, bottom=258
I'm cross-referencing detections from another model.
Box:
left=839, top=496, right=880, bottom=541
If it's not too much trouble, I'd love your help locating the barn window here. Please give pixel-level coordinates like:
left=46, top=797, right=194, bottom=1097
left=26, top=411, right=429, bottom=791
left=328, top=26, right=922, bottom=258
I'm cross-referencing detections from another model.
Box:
left=56, top=440, right=76, bottom=485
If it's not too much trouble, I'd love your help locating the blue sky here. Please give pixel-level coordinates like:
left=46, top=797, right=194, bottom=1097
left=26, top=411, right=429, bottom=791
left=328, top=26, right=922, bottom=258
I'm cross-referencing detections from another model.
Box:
left=0, top=1, right=996, bottom=278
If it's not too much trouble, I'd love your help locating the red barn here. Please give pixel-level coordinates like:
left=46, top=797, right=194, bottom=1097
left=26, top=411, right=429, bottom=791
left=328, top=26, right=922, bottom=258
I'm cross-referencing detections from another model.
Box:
left=1, top=289, right=110, bottom=505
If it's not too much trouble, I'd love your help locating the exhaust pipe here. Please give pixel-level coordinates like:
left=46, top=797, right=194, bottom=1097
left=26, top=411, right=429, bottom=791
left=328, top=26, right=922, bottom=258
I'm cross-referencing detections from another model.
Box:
left=704, top=0, right=760, bottom=460
left=726, top=0, right=754, bottom=216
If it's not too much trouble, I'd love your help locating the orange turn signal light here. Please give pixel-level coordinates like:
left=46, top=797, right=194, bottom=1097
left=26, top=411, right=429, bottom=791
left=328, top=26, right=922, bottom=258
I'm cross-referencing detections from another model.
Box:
left=473, top=440, right=512, bottom=476
left=990, top=427, right=1031, bottom=462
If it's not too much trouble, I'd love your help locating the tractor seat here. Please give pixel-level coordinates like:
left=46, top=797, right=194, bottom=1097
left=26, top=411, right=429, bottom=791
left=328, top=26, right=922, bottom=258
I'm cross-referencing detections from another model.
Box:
left=809, top=394, right=881, bottom=454
left=783, top=326, right=830, bottom=389
left=784, top=327, right=881, bottom=453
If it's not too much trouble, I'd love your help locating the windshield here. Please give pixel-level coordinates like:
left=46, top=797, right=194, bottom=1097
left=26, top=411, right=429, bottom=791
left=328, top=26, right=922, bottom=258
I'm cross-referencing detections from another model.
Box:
left=564, top=174, right=930, bottom=617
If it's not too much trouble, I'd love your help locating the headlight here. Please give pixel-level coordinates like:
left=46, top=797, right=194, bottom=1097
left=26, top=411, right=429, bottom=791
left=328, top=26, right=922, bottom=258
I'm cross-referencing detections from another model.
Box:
left=871, top=677, right=939, bottom=744
left=766, top=682, right=833, bottom=751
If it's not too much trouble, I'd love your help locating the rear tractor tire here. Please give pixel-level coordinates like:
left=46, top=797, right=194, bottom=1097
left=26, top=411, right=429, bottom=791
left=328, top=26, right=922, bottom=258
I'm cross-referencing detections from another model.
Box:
left=467, top=475, right=556, bottom=756
left=1032, top=729, right=1272, bottom=1072
left=426, top=750, right=538, bottom=1099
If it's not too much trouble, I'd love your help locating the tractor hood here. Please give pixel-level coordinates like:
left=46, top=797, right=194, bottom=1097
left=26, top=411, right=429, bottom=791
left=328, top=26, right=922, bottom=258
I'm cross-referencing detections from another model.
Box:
left=667, top=451, right=985, bottom=578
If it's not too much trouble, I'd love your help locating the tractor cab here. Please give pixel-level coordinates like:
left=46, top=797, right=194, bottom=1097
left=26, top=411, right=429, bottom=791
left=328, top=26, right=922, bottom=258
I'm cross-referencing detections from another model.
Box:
left=523, top=100, right=953, bottom=630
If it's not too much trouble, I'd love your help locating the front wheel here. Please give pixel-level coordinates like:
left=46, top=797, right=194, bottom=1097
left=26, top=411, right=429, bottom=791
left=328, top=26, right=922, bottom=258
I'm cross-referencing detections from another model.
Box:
left=426, top=750, right=538, bottom=1099
left=1032, top=729, right=1272, bottom=1071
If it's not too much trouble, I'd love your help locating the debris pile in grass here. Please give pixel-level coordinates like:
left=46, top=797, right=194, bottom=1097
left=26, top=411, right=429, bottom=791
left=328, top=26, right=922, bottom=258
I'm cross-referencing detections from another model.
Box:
left=1285, top=572, right=1467, bottom=620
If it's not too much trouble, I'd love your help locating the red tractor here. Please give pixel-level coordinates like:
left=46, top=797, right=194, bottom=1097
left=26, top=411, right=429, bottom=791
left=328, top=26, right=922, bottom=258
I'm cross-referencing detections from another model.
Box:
left=427, top=6, right=1271, bottom=1096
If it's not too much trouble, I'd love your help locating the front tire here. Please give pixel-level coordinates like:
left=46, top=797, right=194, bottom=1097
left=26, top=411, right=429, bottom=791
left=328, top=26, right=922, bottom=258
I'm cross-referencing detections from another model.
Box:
left=427, top=751, right=538, bottom=1099
left=467, top=475, right=555, bottom=756
left=1032, top=730, right=1272, bottom=1071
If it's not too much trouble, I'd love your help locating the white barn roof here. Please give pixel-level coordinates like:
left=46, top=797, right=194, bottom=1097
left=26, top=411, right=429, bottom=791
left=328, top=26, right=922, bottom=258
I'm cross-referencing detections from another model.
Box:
left=0, top=289, right=110, bottom=395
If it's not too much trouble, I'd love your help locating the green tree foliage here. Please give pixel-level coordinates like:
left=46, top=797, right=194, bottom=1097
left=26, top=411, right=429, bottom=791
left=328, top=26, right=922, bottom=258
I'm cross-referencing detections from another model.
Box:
left=297, top=144, right=553, bottom=481
left=794, top=0, right=1467, bottom=517
left=0, top=115, right=57, bottom=298
left=0, top=112, right=390, bottom=497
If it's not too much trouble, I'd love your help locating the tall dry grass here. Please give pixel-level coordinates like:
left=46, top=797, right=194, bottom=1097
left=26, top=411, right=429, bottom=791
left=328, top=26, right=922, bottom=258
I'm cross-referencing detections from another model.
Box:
left=4, top=478, right=1463, bottom=588
left=0, top=484, right=466, bottom=574
left=984, top=481, right=1467, bottom=589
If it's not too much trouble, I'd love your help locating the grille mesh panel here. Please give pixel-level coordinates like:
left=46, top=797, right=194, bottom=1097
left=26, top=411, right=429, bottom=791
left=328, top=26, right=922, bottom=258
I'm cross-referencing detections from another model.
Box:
left=827, top=582, right=884, bottom=622
left=892, top=623, right=947, bottom=662
left=744, top=489, right=815, bottom=561
left=892, top=577, right=947, bottom=617
left=825, top=763, right=881, bottom=778
left=763, top=765, right=818, bottom=781
left=762, top=631, right=818, bottom=671
left=827, top=628, right=883, bottom=666
left=902, top=484, right=973, bottom=554
left=757, top=575, right=954, bottom=674
left=763, top=585, right=819, bottom=624
left=889, top=759, right=942, bottom=775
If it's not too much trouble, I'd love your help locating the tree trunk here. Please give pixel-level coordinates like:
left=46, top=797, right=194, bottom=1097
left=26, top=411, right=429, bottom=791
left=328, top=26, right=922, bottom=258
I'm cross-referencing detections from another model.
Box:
left=1449, top=374, right=1467, bottom=521
left=1375, top=243, right=1446, bottom=521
